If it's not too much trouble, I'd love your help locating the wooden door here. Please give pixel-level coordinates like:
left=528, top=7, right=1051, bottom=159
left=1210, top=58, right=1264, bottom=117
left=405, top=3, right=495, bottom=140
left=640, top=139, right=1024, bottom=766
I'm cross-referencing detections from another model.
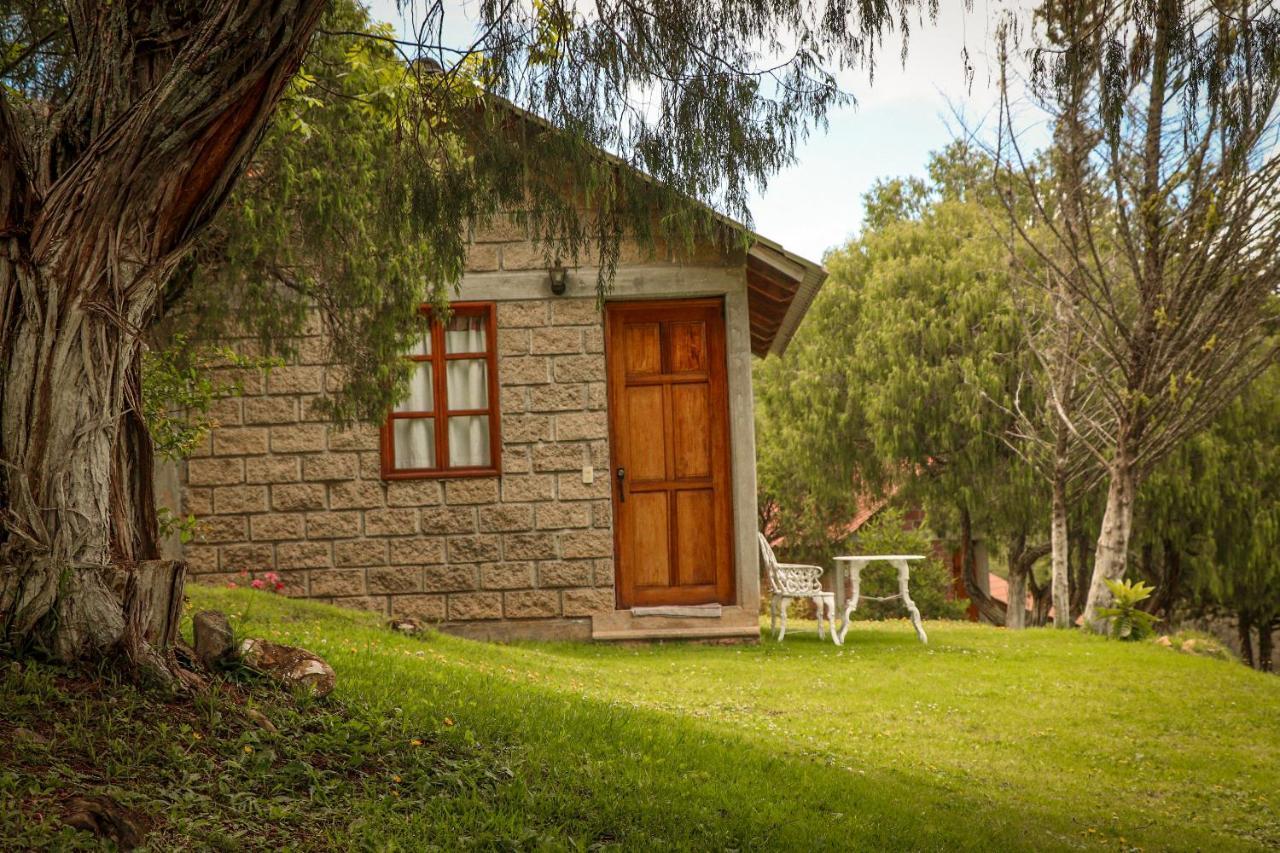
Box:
left=606, top=298, right=736, bottom=608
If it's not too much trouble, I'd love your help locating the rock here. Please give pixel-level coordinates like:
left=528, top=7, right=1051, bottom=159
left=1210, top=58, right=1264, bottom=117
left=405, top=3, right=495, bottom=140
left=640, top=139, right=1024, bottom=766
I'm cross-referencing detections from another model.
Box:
left=64, top=795, right=144, bottom=850
left=1181, top=638, right=1198, bottom=652
left=192, top=610, right=234, bottom=667
left=244, top=708, right=279, bottom=733
left=238, top=638, right=335, bottom=697
left=388, top=618, right=424, bottom=635
left=1155, top=635, right=1172, bottom=647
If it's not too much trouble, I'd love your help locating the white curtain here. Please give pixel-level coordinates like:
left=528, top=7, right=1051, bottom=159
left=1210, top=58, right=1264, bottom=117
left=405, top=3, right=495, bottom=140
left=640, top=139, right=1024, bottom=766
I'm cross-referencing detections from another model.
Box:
left=446, top=317, right=490, bottom=466
left=392, top=418, right=434, bottom=468
left=392, top=326, right=434, bottom=468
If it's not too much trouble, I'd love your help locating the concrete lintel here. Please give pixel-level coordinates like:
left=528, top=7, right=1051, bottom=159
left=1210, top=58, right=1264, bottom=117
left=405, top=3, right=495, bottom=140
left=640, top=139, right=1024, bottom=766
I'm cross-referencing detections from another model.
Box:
left=455, top=265, right=741, bottom=302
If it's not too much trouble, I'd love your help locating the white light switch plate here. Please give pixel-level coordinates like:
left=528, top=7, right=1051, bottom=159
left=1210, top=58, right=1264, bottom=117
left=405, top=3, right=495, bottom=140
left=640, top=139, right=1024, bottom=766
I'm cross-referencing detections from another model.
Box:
left=582, top=465, right=594, bottom=484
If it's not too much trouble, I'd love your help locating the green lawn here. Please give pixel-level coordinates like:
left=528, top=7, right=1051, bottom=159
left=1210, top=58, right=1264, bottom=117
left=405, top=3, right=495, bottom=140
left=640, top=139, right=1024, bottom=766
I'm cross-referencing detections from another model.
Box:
left=6, top=586, right=1279, bottom=850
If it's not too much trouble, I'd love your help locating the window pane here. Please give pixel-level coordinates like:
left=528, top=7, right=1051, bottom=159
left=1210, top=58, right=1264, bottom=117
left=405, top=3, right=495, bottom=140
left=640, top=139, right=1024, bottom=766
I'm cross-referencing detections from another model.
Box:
left=446, top=358, right=488, bottom=409
left=448, top=416, right=490, bottom=467
left=393, top=418, right=435, bottom=469
left=407, top=318, right=431, bottom=356
left=394, top=363, right=434, bottom=413
left=445, top=314, right=487, bottom=353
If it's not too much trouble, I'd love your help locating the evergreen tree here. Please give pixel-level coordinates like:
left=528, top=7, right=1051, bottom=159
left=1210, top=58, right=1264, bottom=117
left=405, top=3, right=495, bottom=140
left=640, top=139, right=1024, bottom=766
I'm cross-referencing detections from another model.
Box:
left=1138, top=361, right=1280, bottom=670
left=756, top=144, right=1051, bottom=626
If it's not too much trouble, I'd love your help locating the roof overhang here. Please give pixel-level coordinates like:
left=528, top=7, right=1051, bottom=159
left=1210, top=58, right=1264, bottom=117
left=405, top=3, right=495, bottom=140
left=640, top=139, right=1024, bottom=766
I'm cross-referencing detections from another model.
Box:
left=744, top=240, right=826, bottom=357
left=473, top=95, right=828, bottom=354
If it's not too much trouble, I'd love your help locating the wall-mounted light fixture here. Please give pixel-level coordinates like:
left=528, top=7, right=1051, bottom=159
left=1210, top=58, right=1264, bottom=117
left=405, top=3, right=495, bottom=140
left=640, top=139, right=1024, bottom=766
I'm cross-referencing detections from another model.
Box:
left=548, top=263, right=568, bottom=296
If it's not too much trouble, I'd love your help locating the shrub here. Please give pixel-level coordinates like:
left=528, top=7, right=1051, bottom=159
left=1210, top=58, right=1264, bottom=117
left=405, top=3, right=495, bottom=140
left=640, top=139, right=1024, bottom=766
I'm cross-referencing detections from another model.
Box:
left=1158, top=630, right=1239, bottom=662
left=846, top=509, right=967, bottom=621
left=1095, top=578, right=1159, bottom=640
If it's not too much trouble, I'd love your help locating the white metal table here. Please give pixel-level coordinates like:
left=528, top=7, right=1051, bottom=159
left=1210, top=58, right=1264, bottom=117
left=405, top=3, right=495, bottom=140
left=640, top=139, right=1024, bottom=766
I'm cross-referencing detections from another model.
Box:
left=833, top=555, right=928, bottom=645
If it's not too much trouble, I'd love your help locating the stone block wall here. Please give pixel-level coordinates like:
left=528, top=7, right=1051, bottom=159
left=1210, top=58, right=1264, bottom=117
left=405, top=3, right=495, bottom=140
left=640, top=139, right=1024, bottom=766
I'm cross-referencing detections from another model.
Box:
left=180, top=217, right=740, bottom=635
left=182, top=293, right=620, bottom=631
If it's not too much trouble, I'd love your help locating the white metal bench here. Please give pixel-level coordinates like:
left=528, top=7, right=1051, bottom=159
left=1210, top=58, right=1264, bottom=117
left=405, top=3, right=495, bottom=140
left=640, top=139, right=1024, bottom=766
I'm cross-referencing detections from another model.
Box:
left=758, top=532, right=837, bottom=643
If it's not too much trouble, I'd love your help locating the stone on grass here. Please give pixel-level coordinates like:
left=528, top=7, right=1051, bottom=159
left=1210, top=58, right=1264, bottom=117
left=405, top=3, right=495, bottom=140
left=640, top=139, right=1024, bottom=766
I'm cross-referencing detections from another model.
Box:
left=192, top=610, right=234, bottom=667
left=1155, top=635, right=1172, bottom=647
left=388, top=618, right=424, bottom=635
left=64, top=795, right=144, bottom=850
left=238, top=638, right=336, bottom=697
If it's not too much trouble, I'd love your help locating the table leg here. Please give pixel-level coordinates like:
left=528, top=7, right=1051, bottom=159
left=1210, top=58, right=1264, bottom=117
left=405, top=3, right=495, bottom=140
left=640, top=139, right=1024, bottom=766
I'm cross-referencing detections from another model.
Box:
left=895, top=560, right=928, bottom=644
left=834, top=560, right=847, bottom=643
left=841, top=563, right=864, bottom=644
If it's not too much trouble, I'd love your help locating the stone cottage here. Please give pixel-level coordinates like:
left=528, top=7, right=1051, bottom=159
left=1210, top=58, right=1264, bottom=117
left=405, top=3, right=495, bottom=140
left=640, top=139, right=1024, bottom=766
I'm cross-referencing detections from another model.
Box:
left=179, top=202, right=825, bottom=642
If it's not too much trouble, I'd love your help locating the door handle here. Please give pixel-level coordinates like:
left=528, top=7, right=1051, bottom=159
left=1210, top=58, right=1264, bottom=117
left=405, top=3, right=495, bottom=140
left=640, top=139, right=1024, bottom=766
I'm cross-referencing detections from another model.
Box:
left=616, top=467, right=626, bottom=502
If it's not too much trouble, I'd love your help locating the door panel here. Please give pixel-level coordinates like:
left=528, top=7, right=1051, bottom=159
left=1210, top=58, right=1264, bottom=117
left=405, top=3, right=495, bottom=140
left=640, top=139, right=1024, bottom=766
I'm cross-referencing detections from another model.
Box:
left=674, top=489, right=717, bottom=586
left=624, top=385, right=667, bottom=481
left=670, top=384, right=712, bottom=479
left=606, top=298, right=735, bottom=608
left=628, top=492, right=671, bottom=588
left=668, top=322, right=708, bottom=373
left=624, top=323, right=663, bottom=375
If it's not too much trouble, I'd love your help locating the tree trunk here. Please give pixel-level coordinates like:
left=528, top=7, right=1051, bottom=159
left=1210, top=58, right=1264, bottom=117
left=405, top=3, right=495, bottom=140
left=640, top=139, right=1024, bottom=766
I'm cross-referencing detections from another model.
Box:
left=0, top=0, right=326, bottom=672
left=1050, top=462, right=1071, bottom=627
left=1238, top=613, right=1255, bottom=669
left=1070, top=529, right=1091, bottom=621
left=1028, top=576, right=1052, bottom=627
left=1259, top=622, right=1274, bottom=674
left=1083, top=452, right=1137, bottom=630
left=1006, top=533, right=1028, bottom=630
left=0, top=268, right=152, bottom=661
left=959, top=505, right=1006, bottom=624
left=1151, top=539, right=1182, bottom=620
left=1005, top=533, right=1051, bottom=630
left=1006, top=572, right=1028, bottom=629
left=0, top=260, right=189, bottom=676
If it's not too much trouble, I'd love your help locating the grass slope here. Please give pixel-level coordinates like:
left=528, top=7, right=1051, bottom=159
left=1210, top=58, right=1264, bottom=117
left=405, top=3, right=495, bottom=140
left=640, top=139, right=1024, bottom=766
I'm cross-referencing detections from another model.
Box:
left=5, top=585, right=1279, bottom=850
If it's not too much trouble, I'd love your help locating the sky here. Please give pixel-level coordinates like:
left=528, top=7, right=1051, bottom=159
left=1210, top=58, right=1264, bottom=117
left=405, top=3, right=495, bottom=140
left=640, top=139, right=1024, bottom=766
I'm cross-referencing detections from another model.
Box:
left=364, top=1, right=1041, bottom=264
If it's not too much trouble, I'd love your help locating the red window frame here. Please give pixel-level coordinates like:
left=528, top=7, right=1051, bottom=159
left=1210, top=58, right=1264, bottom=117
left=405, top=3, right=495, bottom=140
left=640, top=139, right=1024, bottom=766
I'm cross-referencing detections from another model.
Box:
left=380, top=302, right=502, bottom=480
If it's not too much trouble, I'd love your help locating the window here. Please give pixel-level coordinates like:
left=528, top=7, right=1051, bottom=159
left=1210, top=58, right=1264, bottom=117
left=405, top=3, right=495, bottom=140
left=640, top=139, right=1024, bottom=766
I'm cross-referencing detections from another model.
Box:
left=381, top=302, right=501, bottom=479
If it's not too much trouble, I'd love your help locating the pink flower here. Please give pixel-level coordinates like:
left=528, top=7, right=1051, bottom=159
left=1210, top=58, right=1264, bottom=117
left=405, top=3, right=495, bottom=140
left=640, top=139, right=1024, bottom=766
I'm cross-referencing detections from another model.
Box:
left=226, top=581, right=237, bottom=589
left=263, top=571, right=280, bottom=583
left=251, top=578, right=265, bottom=590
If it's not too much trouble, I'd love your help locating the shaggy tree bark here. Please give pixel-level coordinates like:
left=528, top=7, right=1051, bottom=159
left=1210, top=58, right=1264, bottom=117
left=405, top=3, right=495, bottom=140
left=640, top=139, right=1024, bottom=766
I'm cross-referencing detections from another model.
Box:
left=0, top=1, right=325, bottom=675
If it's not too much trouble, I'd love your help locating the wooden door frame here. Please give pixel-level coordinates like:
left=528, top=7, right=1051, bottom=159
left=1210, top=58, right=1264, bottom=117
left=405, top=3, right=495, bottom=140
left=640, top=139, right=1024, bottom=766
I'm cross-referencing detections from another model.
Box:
left=603, top=296, right=737, bottom=609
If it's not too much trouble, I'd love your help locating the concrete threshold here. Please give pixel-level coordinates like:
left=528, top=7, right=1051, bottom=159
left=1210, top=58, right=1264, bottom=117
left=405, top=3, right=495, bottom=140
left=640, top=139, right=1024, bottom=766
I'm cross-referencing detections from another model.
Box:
left=591, top=605, right=759, bottom=642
